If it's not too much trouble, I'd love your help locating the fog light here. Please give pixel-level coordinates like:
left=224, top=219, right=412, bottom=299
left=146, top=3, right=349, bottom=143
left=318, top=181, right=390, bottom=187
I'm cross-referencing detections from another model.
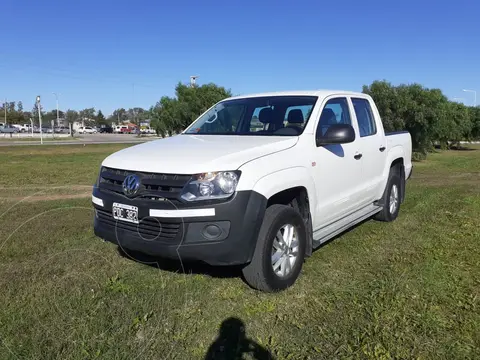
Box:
left=202, top=224, right=222, bottom=240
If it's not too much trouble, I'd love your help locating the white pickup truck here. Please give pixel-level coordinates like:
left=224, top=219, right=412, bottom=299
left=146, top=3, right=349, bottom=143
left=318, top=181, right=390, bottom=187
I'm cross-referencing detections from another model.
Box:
left=92, top=90, right=412, bottom=292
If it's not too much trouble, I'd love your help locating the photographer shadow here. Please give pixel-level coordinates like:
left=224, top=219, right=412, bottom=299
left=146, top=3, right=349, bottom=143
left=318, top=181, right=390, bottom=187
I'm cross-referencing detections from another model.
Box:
left=205, top=317, right=275, bottom=360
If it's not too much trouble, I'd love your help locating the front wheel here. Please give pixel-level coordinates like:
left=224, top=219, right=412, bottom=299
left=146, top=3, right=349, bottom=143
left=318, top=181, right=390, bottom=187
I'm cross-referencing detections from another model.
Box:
left=242, top=204, right=306, bottom=292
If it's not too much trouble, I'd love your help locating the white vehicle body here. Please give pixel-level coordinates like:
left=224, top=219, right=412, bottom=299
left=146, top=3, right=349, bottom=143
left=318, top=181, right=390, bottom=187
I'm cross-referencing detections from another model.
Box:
left=113, top=125, right=129, bottom=133
left=0, top=124, right=19, bottom=133
left=78, top=126, right=97, bottom=134
left=93, top=90, right=413, bottom=292
left=140, top=126, right=156, bottom=134
left=15, top=124, right=33, bottom=132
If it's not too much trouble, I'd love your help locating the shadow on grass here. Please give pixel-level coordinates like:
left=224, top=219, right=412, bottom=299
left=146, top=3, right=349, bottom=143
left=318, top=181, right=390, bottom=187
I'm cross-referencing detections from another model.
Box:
left=433, top=144, right=478, bottom=151
left=449, top=146, right=477, bottom=151
left=312, top=217, right=373, bottom=253
left=117, top=247, right=243, bottom=279
left=204, top=317, right=275, bottom=360
left=117, top=217, right=378, bottom=279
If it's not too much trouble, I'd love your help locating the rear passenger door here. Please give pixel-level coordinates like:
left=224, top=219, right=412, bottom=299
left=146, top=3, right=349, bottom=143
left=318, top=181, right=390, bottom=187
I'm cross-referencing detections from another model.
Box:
left=351, top=97, right=387, bottom=201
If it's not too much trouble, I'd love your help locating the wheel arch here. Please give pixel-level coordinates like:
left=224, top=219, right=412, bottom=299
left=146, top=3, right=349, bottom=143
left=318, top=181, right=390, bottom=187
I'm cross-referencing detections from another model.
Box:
left=376, top=155, right=406, bottom=206
left=252, top=168, right=316, bottom=257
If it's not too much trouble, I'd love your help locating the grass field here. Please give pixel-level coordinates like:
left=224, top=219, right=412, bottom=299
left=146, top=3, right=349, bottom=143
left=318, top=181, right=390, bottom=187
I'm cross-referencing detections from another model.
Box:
left=1, top=144, right=479, bottom=359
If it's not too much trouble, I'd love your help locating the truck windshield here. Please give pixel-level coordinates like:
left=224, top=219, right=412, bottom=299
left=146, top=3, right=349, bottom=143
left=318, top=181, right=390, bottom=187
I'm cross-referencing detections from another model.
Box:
left=183, top=96, right=318, bottom=136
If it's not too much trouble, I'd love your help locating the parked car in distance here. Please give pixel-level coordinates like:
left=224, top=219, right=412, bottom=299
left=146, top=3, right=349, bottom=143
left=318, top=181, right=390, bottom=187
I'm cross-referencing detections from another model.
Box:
left=11, top=124, right=33, bottom=132
left=99, top=125, right=113, bottom=133
left=92, top=90, right=413, bottom=292
left=140, top=126, right=156, bottom=135
left=120, top=125, right=133, bottom=134
left=54, top=126, right=69, bottom=134
left=114, top=125, right=128, bottom=134
left=78, top=126, right=97, bottom=134
left=0, top=125, right=19, bottom=133
left=23, top=124, right=33, bottom=132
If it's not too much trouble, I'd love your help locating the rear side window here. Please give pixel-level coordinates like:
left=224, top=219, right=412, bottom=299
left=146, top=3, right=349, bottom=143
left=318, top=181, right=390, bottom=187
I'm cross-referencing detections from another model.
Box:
left=352, top=98, right=377, bottom=137
left=316, top=97, right=351, bottom=136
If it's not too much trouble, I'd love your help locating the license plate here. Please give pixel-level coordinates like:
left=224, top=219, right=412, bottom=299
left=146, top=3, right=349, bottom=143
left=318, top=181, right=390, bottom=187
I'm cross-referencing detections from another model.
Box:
left=112, top=203, right=139, bottom=224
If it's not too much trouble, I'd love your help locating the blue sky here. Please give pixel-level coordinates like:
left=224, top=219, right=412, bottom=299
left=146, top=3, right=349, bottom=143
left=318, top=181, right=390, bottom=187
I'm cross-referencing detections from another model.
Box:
left=1, top=0, right=479, bottom=115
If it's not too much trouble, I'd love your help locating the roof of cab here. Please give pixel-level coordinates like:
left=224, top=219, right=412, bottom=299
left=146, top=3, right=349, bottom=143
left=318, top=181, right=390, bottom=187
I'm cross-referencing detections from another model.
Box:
left=226, top=89, right=366, bottom=101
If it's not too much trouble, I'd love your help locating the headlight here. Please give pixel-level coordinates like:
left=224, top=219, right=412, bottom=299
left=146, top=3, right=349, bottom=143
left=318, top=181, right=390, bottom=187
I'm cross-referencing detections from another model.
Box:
left=95, top=166, right=104, bottom=187
left=180, top=171, right=240, bottom=201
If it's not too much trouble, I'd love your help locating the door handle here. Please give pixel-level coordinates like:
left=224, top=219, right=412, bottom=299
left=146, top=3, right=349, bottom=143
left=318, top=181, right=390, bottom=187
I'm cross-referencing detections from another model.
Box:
left=354, top=153, right=363, bottom=160
left=379, top=146, right=386, bottom=152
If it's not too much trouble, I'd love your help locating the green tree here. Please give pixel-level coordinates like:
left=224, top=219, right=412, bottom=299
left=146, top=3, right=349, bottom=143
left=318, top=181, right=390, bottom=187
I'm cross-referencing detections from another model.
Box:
left=7, top=102, right=15, bottom=113
left=109, top=108, right=128, bottom=124
left=362, top=80, right=476, bottom=156
left=65, top=110, right=79, bottom=125
left=79, top=108, right=96, bottom=126
left=150, top=82, right=232, bottom=136
left=127, top=107, right=147, bottom=124
left=43, top=110, right=65, bottom=125
left=150, top=97, right=180, bottom=137
left=362, top=80, right=405, bottom=132
left=470, top=107, right=480, bottom=140
left=445, top=102, right=472, bottom=147
left=31, top=103, right=45, bottom=126
left=96, top=110, right=107, bottom=125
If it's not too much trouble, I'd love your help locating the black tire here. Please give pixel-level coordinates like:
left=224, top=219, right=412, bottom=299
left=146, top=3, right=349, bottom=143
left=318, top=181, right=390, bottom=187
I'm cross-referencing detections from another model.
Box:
left=242, top=204, right=307, bottom=292
left=375, top=168, right=402, bottom=222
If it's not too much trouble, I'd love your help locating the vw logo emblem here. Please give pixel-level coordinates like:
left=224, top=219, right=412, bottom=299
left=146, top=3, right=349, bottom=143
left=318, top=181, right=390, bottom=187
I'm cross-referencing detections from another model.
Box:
left=122, top=174, right=141, bottom=196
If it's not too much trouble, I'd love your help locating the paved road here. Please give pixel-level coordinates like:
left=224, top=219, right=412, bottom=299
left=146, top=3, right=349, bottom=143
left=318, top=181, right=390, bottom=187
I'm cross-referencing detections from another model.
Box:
left=0, top=134, right=163, bottom=146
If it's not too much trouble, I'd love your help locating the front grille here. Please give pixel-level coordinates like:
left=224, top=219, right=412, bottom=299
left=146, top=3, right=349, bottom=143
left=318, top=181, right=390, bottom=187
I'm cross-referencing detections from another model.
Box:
left=99, top=167, right=191, bottom=201
left=95, top=208, right=182, bottom=242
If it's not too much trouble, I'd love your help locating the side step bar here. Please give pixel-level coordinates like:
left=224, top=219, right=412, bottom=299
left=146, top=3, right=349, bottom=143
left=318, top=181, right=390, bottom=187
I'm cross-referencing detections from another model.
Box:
left=312, top=204, right=381, bottom=249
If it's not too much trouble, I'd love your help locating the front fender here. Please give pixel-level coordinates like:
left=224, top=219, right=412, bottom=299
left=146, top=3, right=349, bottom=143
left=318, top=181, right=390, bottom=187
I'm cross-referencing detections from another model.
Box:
left=250, top=167, right=317, bottom=221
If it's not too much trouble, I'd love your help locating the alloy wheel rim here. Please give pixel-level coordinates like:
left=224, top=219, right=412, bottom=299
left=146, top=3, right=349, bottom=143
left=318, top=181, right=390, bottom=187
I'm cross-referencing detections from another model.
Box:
left=271, top=224, right=299, bottom=278
left=389, top=184, right=399, bottom=214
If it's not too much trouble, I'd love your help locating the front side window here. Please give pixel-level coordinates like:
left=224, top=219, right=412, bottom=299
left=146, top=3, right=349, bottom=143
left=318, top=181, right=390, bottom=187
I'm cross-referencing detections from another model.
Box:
left=184, top=96, right=318, bottom=136
left=352, top=98, right=377, bottom=137
left=316, top=97, right=351, bottom=136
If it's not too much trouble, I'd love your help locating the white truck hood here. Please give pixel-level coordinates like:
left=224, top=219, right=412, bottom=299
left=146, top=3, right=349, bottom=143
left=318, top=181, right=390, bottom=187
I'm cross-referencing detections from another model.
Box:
left=102, top=134, right=298, bottom=174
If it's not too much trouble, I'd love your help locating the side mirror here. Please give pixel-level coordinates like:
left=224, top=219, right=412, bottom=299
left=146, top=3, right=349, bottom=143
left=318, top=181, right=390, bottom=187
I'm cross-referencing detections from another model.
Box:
left=316, top=124, right=355, bottom=146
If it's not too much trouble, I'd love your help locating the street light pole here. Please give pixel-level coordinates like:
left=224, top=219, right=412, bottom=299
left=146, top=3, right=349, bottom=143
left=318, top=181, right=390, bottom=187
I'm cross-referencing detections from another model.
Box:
left=52, top=92, right=60, bottom=127
left=463, top=89, right=477, bottom=107
left=4, top=98, right=6, bottom=124
left=36, top=96, right=43, bottom=145
left=190, top=75, right=199, bottom=87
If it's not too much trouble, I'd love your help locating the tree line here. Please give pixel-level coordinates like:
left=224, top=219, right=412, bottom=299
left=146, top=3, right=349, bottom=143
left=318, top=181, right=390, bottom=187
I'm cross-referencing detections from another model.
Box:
left=0, top=101, right=149, bottom=128
left=363, top=80, right=480, bottom=158
left=2, top=80, right=479, bottom=158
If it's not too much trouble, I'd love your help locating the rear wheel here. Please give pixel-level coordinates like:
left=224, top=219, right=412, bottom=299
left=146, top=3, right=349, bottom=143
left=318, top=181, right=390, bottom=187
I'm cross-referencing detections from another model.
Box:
left=375, top=168, right=402, bottom=222
left=242, top=204, right=306, bottom=292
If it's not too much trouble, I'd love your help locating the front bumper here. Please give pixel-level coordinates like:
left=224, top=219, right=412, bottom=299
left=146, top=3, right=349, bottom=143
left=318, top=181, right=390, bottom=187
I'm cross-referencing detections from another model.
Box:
left=92, top=186, right=267, bottom=266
